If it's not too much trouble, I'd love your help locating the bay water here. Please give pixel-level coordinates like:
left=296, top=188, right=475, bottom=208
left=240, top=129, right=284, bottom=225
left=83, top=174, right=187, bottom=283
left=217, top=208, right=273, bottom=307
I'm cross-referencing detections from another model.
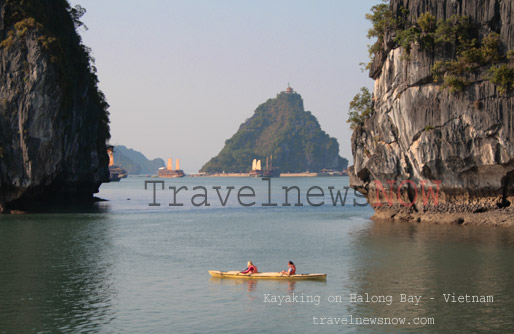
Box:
left=1, top=176, right=513, bottom=333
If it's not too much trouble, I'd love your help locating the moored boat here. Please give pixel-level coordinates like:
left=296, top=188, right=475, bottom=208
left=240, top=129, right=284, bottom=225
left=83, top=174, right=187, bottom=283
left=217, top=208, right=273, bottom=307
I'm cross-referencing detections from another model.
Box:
left=249, top=158, right=262, bottom=177
left=208, top=270, right=327, bottom=280
left=262, top=155, right=280, bottom=177
left=158, top=158, right=185, bottom=178
left=107, top=146, right=126, bottom=182
left=109, top=167, right=121, bottom=182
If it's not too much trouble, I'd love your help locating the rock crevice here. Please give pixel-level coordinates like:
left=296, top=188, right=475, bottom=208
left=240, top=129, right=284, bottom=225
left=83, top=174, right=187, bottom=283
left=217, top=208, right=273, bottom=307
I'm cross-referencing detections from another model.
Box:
left=349, top=0, right=514, bottom=226
left=0, top=1, right=110, bottom=212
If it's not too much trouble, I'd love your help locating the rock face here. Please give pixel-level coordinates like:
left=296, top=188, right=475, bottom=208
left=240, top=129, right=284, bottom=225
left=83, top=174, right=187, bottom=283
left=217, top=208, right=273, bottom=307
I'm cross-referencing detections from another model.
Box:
left=0, top=0, right=110, bottom=212
left=349, top=0, right=514, bottom=225
left=201, top=89, right=347, bottom=173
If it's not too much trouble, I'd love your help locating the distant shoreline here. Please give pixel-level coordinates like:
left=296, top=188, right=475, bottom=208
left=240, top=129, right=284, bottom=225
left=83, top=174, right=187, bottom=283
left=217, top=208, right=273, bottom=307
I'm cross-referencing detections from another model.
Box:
left=188, top=173, right=347, bottom=178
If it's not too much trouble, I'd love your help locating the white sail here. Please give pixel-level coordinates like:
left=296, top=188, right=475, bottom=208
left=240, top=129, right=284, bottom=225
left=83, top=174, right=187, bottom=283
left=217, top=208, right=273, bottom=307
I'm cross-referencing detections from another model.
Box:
left=252, top=159, right=257, bottom=170
left=167, top=158, right=173, bottom=170
left=176, top=159, right=180, bottom=170
left=256, top=160, right=262, bottom=170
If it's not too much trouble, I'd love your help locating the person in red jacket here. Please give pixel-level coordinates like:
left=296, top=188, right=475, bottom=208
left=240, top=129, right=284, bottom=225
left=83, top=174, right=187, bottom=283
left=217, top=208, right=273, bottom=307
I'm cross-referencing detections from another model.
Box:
left=281, top=261, right=296, bottom=275
left=241, top=261, right=258, bottom=274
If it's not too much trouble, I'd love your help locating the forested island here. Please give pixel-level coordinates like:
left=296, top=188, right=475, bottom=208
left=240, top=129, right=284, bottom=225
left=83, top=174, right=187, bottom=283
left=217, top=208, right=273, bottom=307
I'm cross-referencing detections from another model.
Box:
left=112, top=146, right=165, bottom=175
left=201, top=88, right=348, bottom=173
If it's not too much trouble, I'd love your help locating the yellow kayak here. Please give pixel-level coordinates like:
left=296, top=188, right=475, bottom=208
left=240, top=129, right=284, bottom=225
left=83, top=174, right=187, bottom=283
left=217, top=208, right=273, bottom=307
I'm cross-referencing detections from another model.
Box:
left=208, top=270, right=327, bottom=280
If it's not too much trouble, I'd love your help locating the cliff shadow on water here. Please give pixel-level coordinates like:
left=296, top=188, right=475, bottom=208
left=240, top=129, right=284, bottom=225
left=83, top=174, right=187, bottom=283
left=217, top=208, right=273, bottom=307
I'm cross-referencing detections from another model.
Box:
left=0, top=214, right=116, bottom=332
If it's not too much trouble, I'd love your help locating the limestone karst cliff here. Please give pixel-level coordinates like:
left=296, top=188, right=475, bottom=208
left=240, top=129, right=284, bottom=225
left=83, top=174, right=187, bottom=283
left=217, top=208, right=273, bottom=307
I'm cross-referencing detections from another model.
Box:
left=0, top=0, right=110, bottom=212
left=349, top=0, right=514, bottom=225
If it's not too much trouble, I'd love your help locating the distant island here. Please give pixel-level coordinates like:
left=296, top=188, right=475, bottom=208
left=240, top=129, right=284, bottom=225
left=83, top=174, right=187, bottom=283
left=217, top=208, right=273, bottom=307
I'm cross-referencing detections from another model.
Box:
left=201, top=87, right=348, bottom=173
left=112, top=145, right=164, bottom=175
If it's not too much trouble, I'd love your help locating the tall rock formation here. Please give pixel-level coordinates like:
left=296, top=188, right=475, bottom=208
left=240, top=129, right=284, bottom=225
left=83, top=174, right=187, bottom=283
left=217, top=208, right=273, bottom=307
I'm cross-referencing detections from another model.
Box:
left=0, top=0, right=110, bottom=212
left=201, top=88, right=347, bottom=173
left=349, top=0, right=514, bottom=225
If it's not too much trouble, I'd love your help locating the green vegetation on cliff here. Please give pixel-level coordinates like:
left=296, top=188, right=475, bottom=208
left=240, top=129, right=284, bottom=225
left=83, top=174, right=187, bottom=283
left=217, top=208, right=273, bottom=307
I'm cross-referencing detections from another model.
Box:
left=347, top=87, right=373, bottom=129
left=363, top=1, right=514, bottom=94
left=0, top=0, right=110, bottom=144
left=201, top=91, right=347, bottom=173
left=0, top=0, right=110, bottom=210
left=351, top=1, right=514, bottom=128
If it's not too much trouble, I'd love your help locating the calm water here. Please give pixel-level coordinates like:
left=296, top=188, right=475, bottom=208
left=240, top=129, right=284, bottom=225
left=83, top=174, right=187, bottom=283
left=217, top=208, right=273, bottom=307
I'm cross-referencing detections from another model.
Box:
left=1, top=177, right=514, bottom=333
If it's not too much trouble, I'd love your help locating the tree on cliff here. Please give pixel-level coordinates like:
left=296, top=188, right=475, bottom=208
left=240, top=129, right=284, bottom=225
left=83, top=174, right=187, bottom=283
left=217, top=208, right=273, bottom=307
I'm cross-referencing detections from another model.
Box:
left=0, top=0, right=110, bottom=211
left=347, top=87, right=373, bottom=129
left=348, top=0, right=514, bottom=224
left=362, top=0, right=514, bottom=94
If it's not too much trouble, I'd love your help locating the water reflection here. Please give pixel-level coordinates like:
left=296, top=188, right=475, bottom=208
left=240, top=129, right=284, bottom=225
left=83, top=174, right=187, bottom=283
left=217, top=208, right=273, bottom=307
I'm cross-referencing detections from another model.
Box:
left=287, top=281, right=296, bottom=293
left=347, top=222, right=514, bottom=333
left=0, top=214, right=116, bottom=333
left=209, top=277, right=305, bottom=297
left=5, top=197, right=112, bottom=214
left=209, top=277, right=258, bottom=291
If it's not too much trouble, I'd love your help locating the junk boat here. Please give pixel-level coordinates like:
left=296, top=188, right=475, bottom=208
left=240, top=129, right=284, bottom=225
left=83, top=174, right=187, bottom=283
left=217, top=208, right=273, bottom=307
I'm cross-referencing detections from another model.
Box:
left=158, top=158, right=185, bottom=178
left=249, top=155, right=280, bottom=177
left=107, top=146, right=128, bottom=182
left=249, top=159, right=262, bottom=177
left=263, top=155, right=280, bottom=177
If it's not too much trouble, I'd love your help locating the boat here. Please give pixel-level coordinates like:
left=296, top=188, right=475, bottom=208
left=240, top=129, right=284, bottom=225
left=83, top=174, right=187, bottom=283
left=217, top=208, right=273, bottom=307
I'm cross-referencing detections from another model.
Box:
left=318, top=169, right=345, bottom=177
left=208, top=270, right=327, bottom=280
left=249, top=156, right=280, bottom=177
left=263, top=167, right=280, bottom=177
left=107, top=146, right=124, bottom=182
left=109, top=167, right=121, bottom=182
left=262, top=155, right=280, bottom=177
left=249, top=158, right=262, bottom=177
left=158, top=158, right=185, bottom=178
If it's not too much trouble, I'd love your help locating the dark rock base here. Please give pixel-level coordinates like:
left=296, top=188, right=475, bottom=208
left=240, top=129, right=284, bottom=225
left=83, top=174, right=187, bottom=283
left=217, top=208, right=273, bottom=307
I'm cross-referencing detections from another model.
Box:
left=372, top=206, right=514, bottom=227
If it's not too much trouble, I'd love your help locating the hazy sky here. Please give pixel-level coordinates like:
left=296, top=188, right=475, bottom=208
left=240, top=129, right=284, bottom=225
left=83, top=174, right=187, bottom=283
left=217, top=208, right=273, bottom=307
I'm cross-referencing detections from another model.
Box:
left=71, top=0, right=378, bottom=172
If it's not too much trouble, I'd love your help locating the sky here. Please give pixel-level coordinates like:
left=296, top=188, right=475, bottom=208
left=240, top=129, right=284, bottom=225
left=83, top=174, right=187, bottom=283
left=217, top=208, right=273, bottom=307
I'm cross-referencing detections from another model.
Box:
left=70, top=0, right=378, bottom=173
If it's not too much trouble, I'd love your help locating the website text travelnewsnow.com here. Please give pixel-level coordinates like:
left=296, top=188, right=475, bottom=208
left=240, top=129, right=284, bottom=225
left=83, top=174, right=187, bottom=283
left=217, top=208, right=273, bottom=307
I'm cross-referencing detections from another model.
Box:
left=312, top=315, right=435, bottom=326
